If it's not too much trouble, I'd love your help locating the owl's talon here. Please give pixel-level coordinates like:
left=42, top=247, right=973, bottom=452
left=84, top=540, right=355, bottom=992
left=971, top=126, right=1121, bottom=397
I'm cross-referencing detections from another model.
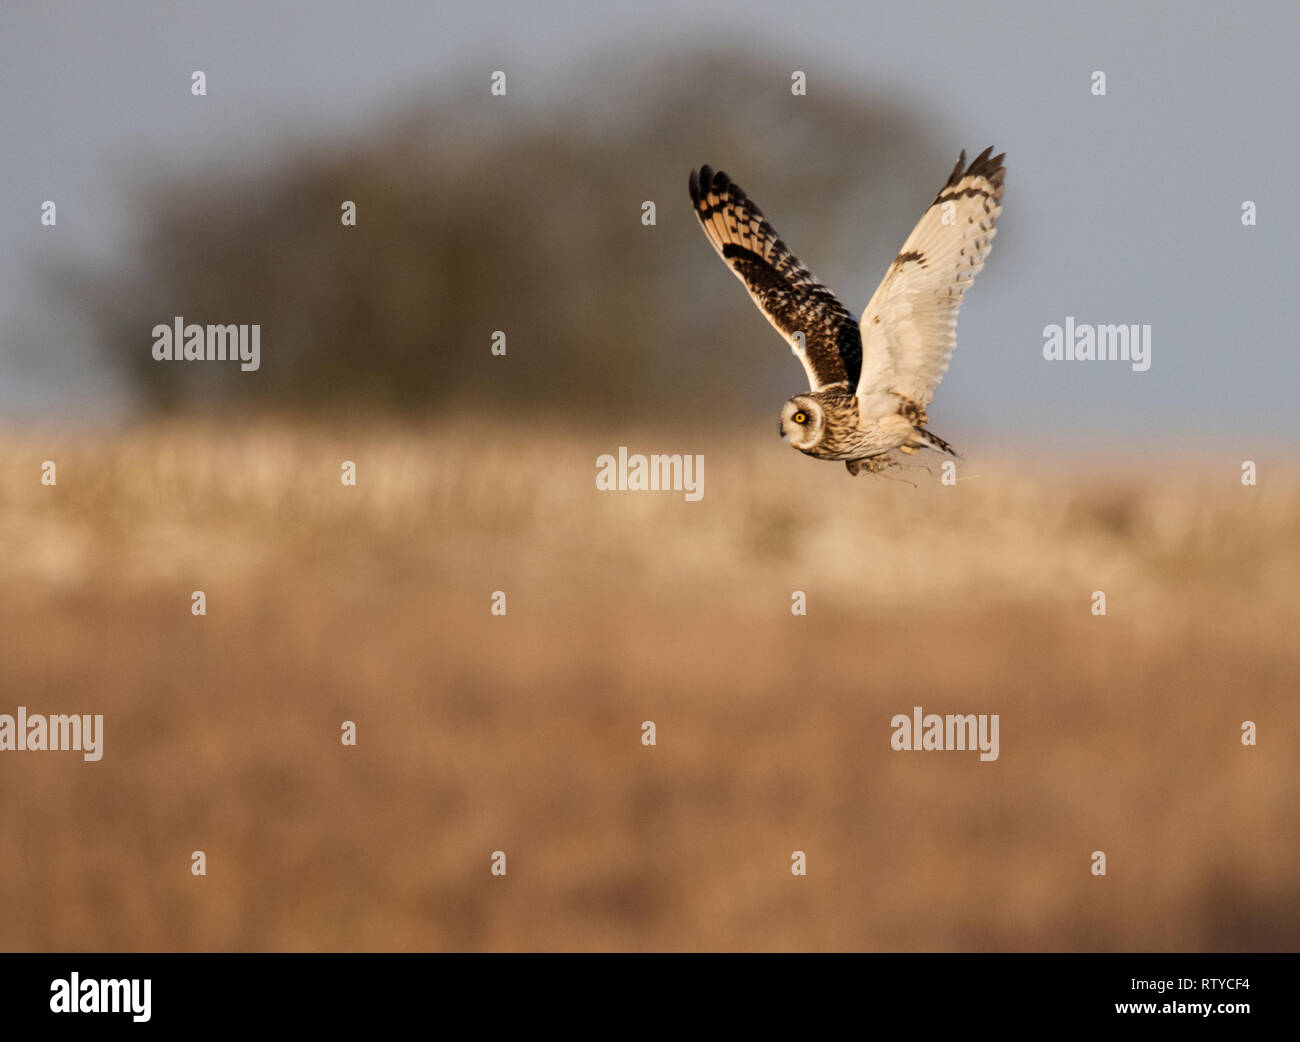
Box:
left=846, top=455, right=898, bottom=476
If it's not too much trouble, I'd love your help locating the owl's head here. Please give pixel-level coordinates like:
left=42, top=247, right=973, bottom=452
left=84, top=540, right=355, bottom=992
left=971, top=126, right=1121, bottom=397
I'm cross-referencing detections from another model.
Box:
left=779, top=395, right=824, bottom=452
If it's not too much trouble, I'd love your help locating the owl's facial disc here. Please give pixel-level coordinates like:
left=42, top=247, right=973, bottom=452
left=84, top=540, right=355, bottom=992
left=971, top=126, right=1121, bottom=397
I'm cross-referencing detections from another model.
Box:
left=779, top=396, right=820, bottom=451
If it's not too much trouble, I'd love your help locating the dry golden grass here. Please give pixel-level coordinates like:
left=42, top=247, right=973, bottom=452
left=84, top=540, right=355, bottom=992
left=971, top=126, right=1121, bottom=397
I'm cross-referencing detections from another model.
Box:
left=1, top=419, right=1296, bottom=951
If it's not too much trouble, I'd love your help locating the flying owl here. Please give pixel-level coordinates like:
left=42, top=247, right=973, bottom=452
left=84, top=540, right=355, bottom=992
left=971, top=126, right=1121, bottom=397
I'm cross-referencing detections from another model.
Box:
left=688, top=147, right=1005, bottom=475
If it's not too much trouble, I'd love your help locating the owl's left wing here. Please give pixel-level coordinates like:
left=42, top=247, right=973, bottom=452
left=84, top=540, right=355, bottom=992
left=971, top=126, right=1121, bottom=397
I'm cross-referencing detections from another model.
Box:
left=689, top=165, right=861, bottom=393
left=856, top=147, right=1005, bottom=412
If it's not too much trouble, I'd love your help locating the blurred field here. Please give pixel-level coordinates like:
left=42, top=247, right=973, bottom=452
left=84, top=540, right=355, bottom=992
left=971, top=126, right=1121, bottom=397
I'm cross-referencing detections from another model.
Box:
left=1, top=419, right=1297, bottom=951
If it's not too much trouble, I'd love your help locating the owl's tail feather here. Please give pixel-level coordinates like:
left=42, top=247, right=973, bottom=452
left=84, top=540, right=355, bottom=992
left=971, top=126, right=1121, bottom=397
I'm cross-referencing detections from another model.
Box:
left=909, top=428, right=960, bottom=457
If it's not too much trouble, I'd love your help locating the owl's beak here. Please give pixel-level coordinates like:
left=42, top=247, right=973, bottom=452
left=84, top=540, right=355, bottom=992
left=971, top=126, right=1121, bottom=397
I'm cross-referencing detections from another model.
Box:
left=778, top=420, right=788, bottom=441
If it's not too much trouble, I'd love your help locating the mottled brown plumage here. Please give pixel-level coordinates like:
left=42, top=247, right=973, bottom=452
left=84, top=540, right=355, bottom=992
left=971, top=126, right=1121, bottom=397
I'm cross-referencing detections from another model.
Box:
left=690, top=148, right=1006, bottom=476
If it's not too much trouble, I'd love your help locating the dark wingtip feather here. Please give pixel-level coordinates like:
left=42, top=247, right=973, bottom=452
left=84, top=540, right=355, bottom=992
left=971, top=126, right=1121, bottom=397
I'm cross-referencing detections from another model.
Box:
left=933, top=146, right=1007, bottom=204
left=947, top=150, right=967, bottom=185
left=690, top=165, right=755, bottom=210
left=968, top=146, right=1006, bottom=183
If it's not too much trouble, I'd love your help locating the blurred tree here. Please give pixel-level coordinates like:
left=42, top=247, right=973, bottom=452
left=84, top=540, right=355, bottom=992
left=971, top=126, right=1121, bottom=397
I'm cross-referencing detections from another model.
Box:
left=75, top=50, right=932, bottom=421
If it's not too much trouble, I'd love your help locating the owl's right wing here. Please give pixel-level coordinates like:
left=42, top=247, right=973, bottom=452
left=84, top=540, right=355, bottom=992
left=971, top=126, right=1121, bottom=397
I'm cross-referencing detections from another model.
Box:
left=689, top=165, right=861, bottom=392
left=855, top=147, right=1005, bottom=412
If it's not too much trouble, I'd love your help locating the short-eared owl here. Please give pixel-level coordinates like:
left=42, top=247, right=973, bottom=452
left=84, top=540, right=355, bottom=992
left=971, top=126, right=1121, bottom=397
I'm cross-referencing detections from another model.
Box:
left=688, top=148, right=1005, bottom=475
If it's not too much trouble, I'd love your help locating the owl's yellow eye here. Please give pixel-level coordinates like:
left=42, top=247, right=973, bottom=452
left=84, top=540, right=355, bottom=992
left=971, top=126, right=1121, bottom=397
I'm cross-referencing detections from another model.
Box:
left=794, top=411, right=807, bottom=424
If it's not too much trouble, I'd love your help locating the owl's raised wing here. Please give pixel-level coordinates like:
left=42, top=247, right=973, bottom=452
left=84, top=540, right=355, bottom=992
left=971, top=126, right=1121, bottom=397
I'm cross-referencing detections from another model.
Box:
left=689, top=165, right=861, bottom=393
left=856, top=147, right=1005, bottom=412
